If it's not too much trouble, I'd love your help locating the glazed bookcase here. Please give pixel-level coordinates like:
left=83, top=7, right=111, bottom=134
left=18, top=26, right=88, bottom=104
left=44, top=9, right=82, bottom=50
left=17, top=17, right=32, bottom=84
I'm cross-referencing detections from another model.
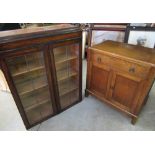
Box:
left=0, top=25, right=82, bottom=129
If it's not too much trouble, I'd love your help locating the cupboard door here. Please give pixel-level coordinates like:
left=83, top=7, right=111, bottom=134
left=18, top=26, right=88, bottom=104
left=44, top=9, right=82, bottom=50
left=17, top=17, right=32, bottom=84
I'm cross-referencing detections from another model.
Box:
left=51, top=42, right=81, bottom=110
left=108, top=71, right=144, bottom=112
left=6, top=50, right=54, bottom=125
left=89, top=63, right=112, bottom=98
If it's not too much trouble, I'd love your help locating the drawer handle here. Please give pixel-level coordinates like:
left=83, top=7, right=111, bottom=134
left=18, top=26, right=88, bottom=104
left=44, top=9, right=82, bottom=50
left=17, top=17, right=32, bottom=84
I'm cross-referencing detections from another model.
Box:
left=129, top=67, right=135, bottom=73
left=97, top=57, right=102, bottom=63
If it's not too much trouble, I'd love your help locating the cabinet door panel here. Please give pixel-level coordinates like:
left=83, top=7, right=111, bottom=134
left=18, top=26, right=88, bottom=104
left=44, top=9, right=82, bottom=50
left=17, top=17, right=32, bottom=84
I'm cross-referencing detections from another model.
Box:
left=109, top=71, right=144, bottom=112
left=52, top=43, right=80, bottom=110
left=6, top=50, right=54, bottom=125
left=90, top=64, right=111, bottom=98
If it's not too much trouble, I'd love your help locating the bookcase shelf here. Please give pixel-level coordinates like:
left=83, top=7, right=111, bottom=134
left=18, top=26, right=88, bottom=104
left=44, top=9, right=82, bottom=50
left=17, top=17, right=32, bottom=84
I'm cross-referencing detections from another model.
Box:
left=19, top=84, right=48, bottom=96
left=55, top=54, right=77, bottom=64
left=57, top=69, right=77, bottom=82
left=59, top=80, right=78, bottom=96
left=12, top=66, right=44, bottom=77
left=25, top=99, right=50, bottom=112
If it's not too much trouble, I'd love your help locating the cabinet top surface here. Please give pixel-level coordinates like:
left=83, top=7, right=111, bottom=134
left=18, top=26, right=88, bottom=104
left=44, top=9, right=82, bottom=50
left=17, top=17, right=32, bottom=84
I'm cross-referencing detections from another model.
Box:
left=90, top=41, right=155, bottom=66
left=0, top=24, right=80, bottom=44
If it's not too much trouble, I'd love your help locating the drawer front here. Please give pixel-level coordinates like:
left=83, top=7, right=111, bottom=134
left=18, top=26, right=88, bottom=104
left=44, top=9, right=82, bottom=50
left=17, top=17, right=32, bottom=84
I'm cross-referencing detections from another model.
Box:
left=91, top=52, right=150, bottom=79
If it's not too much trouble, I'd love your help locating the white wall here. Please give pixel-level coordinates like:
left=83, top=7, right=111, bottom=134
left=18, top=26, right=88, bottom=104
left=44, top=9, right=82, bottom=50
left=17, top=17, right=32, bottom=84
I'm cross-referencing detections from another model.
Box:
left=0, top=69, right=10, bottom=92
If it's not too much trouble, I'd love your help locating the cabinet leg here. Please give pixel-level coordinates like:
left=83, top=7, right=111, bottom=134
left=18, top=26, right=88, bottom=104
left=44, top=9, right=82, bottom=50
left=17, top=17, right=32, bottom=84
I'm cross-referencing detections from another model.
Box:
left=85, top=89, right=89, bottom=97
left=131, top=117, right=138, bottom=125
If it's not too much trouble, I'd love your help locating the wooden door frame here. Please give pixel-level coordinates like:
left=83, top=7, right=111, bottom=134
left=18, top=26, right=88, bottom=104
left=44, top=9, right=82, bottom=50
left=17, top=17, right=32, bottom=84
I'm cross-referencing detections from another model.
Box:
left=43, top=45, right=58, bottom=114
left=1, top=58, right=30, bottom=129
left=49, top=38, right=82, bottom=112
left=86, top=49, right=113, bottom=98
left=88, top=62, right=112, bottom=99
left=0, top=45, right=58, bottom=129
left=108, top=70, right=145, bottom=114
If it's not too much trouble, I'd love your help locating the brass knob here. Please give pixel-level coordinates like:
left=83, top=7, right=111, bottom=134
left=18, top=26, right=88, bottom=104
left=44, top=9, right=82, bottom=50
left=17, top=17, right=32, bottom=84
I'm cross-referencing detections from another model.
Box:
left=97, top=57, right=101, bottom=63
left=129, top=67, right=135, bottom=73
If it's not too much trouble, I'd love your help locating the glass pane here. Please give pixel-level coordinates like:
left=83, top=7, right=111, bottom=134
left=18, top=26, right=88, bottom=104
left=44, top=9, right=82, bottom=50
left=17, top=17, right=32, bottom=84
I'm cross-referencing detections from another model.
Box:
left=53, top=43, right=79, bottom=109
left=6, top=51, right=53, bottom=125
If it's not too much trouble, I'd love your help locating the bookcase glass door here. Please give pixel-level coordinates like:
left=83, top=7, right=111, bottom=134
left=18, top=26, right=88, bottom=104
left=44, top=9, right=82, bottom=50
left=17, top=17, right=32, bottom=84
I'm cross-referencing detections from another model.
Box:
left=6, top=51, right=54, bottom=125
left=52, top=43, right=79, bottom=109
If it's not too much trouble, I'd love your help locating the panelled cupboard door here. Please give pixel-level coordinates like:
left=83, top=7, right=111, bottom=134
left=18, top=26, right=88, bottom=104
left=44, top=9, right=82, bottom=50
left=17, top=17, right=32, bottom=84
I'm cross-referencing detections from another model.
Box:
left=51, top=41, right=81, bottom=110
left=89, top=63, right=112, bottom=98
left=5, top=47, right=55, bottom=126
left=108, top=71, right=144, bottom=113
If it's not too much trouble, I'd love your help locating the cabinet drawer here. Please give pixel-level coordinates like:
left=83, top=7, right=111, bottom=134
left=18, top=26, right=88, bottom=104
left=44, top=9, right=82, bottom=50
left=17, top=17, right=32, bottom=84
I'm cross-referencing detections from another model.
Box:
left=91, top=52, right=150, bottom=79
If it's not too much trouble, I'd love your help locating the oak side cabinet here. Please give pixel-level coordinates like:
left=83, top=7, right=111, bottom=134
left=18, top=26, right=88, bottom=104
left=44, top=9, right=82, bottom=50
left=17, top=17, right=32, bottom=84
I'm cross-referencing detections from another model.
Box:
left=0, top=25, right=82, bottom=129
left=86, top=41, right=155, bottom=124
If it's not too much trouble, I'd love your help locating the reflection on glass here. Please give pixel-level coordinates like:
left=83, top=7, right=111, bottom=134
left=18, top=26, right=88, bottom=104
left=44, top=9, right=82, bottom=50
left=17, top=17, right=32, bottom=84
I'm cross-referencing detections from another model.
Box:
left=53, top=44, right=79, bottom=109
left=6, top=52, right=53, bottom=125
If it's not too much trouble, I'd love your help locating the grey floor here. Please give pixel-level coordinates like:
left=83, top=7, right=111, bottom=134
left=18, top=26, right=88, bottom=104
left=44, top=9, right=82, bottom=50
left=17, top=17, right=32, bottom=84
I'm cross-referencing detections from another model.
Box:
left=0, top=91, right=26, bottom=130
left=0, top=60, right=155, bottom=131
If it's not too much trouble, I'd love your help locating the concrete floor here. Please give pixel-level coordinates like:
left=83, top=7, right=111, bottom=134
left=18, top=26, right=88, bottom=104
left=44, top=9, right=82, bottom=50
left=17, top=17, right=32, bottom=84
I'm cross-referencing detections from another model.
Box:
left=0, top=60, right=155, bottom=130
left=0, top=91, right=26, bottom=130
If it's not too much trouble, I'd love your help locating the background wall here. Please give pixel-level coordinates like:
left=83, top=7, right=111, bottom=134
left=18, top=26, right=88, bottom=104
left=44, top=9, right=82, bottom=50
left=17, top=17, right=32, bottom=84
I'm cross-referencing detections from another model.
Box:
left=91, top=30, right=125, bottom=46
left=0, top=70, right=10, bottom=92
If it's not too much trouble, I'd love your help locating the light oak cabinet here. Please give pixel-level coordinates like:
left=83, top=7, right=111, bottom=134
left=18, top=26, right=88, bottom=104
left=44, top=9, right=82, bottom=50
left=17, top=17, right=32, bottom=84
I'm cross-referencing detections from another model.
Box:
left=90, top=64, right=111, bottom=99
left=86, top=41, right=155, bottom=124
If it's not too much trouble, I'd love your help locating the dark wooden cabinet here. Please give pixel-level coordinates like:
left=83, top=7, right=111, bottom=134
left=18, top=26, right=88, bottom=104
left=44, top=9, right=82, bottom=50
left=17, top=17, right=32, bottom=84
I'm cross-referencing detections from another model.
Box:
left=0, top=24, right=82, bottom=129
left=86, top=41, right=155, bottom=124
